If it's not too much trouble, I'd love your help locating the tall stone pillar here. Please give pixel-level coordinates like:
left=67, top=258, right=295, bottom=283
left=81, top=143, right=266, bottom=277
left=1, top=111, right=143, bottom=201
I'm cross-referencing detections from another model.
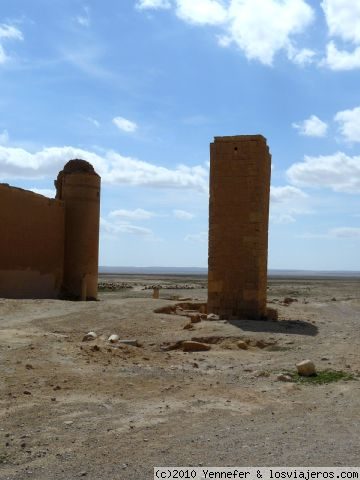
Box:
left=208, top=135, right=271, bottom=319
left=55, top=159, right=101, bottom=300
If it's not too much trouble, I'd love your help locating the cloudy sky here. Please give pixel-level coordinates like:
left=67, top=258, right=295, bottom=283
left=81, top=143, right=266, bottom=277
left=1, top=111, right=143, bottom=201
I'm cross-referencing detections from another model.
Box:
left=1, top=0, right=359, bottom=270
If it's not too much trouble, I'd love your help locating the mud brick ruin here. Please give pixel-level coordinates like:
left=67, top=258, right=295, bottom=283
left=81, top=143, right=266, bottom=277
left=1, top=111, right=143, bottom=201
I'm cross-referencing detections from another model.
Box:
left=208, top=135, right=271, bottom=319
left=0, top=159, right=100, bottom=300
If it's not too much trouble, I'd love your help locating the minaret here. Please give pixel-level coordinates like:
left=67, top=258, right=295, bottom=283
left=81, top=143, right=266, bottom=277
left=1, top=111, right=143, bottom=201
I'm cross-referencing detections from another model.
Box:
left=55, top=159, right=101, bottom=300
left=208, top=135, right=271, bottom=319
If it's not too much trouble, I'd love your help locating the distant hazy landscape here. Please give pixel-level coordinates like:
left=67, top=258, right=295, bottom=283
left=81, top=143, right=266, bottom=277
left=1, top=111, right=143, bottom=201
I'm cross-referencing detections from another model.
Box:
left=99, top=266, right=360, bottom=277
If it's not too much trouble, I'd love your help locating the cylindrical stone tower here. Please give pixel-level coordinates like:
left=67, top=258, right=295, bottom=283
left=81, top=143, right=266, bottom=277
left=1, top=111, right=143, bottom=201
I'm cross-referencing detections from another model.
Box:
left=55, top=159, right=101, bottom=300
left=208, top=135, right=271, bottom=319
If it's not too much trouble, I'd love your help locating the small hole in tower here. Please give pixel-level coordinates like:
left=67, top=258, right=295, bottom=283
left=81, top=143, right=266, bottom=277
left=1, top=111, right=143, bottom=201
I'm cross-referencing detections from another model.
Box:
left=234, top=147, right=238, bottom=151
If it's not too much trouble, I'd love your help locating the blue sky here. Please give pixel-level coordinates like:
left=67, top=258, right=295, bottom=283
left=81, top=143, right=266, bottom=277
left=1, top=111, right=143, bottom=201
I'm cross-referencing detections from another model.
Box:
left=0, top=0, right=359, bottom=270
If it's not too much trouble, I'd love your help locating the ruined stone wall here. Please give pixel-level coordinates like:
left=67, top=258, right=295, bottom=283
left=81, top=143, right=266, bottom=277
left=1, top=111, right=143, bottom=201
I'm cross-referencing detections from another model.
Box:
left=208, top=135, right=271, bottom=319
left=0, top=185, right=65, bottom=298
left=0, top=159, right=101, bottom=300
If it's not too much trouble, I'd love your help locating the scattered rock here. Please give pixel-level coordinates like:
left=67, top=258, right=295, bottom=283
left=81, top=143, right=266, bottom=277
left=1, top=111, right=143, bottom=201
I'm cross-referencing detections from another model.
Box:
left=331, top=297, right=336, bottom=301
left=119, top=339, right=139, bottom=347
left=23, top=390, right=32, bottom=395
left=98, top=281, right=132, bottom=291
left=266, top=307, right=278, bottom=321
left=253, top=370, right=270, bottom=377
left=82, top=332, right=97, bottom=342
left=255, top=340, right=267, bottom=349
left=25, top=364, right=33, bottom=370
left=296, top=359, right=316, bottom=377
left=189, top=314, right=201, bottom=324
left=206, top=313, right=219, bottom=321
left=182, top=341, right=211, bottom=352
left=237, top=340, right=248, bottom=350
left=64, top=421, right=73, bottom=425
left=183, top=322, right=194, bottom=330
left=276, top=374, right=293, bottom=382
left=108, top=334, right=119, bottom=343
left=160, top=341, right=183, bottom=351
left=283, top=297, right=298, bottom=305
left=91, top=345, right=100, bottom=352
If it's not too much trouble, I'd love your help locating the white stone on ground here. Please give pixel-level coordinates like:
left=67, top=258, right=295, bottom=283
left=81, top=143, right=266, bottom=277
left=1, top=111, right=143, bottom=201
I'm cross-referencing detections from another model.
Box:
left=82, top=332, right=97, bottom=342
left=296, top=359, right=316, bottom=376
left=108, top=334, right=119, bottom=343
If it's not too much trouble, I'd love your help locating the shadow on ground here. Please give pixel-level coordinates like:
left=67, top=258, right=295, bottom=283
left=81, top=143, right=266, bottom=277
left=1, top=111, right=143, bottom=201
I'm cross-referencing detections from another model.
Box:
left=228, top=319, right=318, bottom=336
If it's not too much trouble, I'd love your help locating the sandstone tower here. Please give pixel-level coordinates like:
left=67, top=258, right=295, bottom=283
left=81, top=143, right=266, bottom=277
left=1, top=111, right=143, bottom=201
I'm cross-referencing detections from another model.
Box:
left=55, top=159, right=101, bottom=300
left=208, top=135, right=271, bottom=319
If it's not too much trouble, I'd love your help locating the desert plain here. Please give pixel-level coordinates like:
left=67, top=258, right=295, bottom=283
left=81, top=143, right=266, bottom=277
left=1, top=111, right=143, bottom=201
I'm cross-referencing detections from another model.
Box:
left=0, top=274, right=359, bottom=479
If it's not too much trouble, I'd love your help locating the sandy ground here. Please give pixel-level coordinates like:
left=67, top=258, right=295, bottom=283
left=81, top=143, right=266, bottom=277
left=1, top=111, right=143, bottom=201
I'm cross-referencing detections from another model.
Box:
left=0, top=276, right=359, bottom=479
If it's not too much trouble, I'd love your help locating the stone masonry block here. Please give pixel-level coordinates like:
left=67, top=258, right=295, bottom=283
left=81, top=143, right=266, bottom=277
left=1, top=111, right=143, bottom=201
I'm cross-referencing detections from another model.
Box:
left=208, top=135, right=271, bottom=319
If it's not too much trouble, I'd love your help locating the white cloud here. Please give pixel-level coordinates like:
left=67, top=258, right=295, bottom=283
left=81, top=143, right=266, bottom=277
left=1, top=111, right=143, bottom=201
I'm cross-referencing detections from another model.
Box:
left=61, top=46, right=114, bottom=80
left=320, top=2, right=360, bottom=70
left=0, top=45, right=6, bottom=63
left=29, top=188, right=56, bottom=198
left=0, top=24, right=23, bottom=64
left=76, top=6, right=91, bottom=27
left=270, top=185, right=308, bottom=203
left=287, top=152, right=360, bottom=193
left=109, top=208, right=157, bottom=220
left=287, top=47, right=316, bottom=66
left=0, top=144, right=208, bottom=191
left=329, top=227, right=360, bottom=239
left=321, top=0, right=360, bottom=44
left=113, top=116, right=138, bottom=133
left=298, top=227, right=360, bottom=240
left=270, top=185, right=309, bottom=224
left=292, top=115, right=328, bottom=137
left=86, top=117, right=100, bottom=128
left=0, top=145, right=107, bottom=180
left=334, top=106, right=360, bottom=143
left=136, top=0, right=171, bottom=9
left=0, top=129, right=9, bottom=145
left=0, top=24, right=23, bottom=41
left=77, top=16, right=90, bottom=27
left=322, top=41, right=360, bottom=71
left=101, top=217, right=153, bottom=237
left=221, top=0, right=314, bottom=65
left=270, top=213, right=296, bottom=224
left=102, top=150, right=208, bottom=190
left=185, top=231, right=208, bottom=243
left=137, top=0, right=315, bottom=66
left=173, top=209, right=195, bottom=220
left=175, top=0, right=228, bottom=25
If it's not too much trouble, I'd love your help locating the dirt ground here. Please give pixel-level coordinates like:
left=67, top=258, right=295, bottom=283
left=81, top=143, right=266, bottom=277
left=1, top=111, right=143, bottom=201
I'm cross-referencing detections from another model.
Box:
left=0, top=275, right=359, bottom=479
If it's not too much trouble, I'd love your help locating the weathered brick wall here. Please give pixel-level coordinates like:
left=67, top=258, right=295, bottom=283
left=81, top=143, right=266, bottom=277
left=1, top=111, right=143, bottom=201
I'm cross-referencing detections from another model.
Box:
left=0, top=185, right=65, bottom=298
left=208, top=135, right=271, bottom=319
left=0, top=160, right=100, bottom=300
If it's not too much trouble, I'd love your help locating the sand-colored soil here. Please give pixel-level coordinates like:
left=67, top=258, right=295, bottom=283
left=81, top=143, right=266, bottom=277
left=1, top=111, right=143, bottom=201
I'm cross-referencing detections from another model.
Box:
left=0, top=276, right=359, bottom=479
